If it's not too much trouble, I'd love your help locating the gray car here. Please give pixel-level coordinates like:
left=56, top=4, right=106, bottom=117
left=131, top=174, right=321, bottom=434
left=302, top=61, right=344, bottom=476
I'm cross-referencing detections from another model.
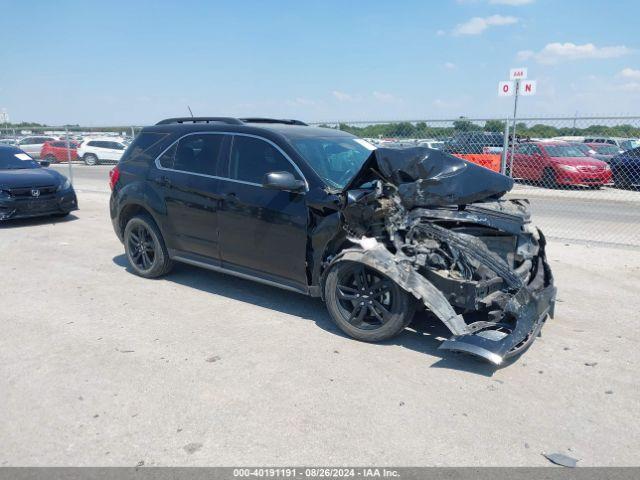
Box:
left=17, top=136, right=57, bottom=159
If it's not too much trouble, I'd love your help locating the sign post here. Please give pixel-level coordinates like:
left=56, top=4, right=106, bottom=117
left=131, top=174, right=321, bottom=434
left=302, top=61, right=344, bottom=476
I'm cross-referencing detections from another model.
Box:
left=498, top=68, right=536, bottom=176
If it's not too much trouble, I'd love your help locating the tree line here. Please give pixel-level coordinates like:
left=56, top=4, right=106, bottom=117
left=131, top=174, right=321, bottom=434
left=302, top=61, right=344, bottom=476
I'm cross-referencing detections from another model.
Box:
left=323, top=119, right=640, bottom=139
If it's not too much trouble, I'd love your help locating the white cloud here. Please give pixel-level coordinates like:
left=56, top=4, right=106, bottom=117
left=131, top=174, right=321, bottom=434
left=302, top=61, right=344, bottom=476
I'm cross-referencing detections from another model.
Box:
left=489, top=0, right=534, bottom=5
left=436, top=29, right=446, bottom=36
left=619, top=68, right=640, bottom=80
left=372, top=91, right=398, bottom=102
left=617, top=82, right=640, bottom=92
left=452, top=15, right=518, bottom=36
left=285, top=97, right=318, bottom=107
left=332, top=90, right=355, bottom=102
left=444, top=62, right=456, bottom=69
left=518, top=42, right=633, bottom=64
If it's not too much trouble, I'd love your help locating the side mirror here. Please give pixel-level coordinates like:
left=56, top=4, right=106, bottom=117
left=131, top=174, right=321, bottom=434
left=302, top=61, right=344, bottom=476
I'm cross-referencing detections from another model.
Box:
left=262, top=171, right=305, bottom=192
left=39, top=160, right=51, bottom=167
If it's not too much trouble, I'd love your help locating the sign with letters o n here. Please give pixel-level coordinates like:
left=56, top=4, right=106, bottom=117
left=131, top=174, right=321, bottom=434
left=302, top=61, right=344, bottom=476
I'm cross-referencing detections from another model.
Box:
left=498, top=81, right=515, bottom=96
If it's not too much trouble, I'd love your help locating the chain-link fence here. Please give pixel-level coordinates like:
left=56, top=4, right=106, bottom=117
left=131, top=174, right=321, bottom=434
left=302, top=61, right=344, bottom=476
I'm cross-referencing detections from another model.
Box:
left=310, top=117, right=640, bottom=247
left=2, top=118, right=639, bottom=246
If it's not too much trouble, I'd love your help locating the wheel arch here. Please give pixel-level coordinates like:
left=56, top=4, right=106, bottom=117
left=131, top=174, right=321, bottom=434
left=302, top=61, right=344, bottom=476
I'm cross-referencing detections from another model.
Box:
left=115, top=183, right=168, bottom=241
left=321, top=244, right=469, bottom=336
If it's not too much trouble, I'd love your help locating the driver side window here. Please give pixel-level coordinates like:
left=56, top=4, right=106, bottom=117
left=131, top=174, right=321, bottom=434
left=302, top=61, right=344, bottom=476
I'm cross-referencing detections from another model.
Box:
left=228, top=136, right=298, bottom=185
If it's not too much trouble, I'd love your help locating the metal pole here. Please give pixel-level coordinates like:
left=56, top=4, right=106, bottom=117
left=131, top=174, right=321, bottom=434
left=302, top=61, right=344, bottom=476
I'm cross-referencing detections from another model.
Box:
left=508, top=79, right=520, bottom=176
left=131, top=126, right=135, bottom=139
left=501, top=118, right=510, bottom=175
left=65, top=126, right=73, bottom=185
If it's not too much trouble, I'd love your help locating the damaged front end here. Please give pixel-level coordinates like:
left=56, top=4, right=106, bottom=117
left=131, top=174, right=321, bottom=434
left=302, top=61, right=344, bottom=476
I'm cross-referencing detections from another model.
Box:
left=337, top=147, right=557, bottom=364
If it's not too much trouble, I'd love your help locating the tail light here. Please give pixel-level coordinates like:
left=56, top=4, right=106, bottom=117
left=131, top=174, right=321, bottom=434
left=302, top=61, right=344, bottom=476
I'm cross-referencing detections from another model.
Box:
left=109, top=165, right=120, bottom=191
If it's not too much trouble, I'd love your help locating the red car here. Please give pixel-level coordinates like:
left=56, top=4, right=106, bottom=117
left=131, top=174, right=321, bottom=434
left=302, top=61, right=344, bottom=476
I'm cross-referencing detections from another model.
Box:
left=40, top=140, right=79, bottom=163
left=507, top=141, right=612, bottom=188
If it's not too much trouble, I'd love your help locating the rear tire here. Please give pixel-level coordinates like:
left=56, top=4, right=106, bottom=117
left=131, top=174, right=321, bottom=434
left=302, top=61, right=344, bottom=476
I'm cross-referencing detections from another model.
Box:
left=324, top=261, right=416, bottom=342
left=541, top=168, right=558, bottom=189
left=614, top=170, right=630, bottom=189
left=123, top=214, right=173, bottom=278
left=83, top=153, right=99, bottom=166
left=44, top=154, right=57, bottom=164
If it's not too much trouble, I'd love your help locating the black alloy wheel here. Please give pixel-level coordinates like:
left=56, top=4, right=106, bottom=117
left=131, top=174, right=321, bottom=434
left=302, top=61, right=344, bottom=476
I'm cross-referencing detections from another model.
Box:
left=324, top=261, right=415, bottom=342
left=127, top=223, right=156, bottom=272
left=123, top=214, right=173, bottom=278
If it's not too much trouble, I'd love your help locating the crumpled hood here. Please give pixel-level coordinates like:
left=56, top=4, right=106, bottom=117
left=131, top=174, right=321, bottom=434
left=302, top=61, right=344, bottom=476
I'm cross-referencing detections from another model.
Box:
left=344, top=147, right=514, bottom=207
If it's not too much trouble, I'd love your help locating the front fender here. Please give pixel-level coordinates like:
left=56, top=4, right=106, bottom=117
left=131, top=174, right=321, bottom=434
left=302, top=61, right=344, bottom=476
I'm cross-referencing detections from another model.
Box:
left=323, top=243, right=469, bottom=336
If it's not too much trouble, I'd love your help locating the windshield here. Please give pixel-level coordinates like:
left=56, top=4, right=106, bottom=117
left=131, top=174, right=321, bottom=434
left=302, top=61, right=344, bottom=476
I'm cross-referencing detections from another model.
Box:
left=573, top=143, right=592, bottom=154
left=290, top=136, right=375, bottom=188
left=0, top=149, right=40, bottom=169
left=592, top=144, right=621, bottom=155
left=544, top=145, right=588, bottom=158
left=621, top=140, right=640, bottom=151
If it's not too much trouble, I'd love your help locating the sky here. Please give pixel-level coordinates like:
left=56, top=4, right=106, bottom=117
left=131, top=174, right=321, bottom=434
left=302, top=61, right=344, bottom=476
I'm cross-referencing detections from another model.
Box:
left=1, top=0, right=639, bottom=125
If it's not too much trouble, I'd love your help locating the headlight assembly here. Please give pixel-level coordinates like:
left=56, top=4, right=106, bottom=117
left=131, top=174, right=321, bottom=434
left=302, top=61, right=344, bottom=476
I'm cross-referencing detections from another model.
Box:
left=57, top=178, right=72, bottom=191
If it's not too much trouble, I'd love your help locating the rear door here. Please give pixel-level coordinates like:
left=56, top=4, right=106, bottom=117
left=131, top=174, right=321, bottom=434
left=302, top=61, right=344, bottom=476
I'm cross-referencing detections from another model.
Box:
left=149, top=133, right=227, bottom=260
left=216, top=134, right=308, bottom=290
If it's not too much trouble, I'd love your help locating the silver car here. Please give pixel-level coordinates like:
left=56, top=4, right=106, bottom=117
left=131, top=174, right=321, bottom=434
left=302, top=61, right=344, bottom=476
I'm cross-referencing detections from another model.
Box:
left=17, top=136, right=57, bottom=159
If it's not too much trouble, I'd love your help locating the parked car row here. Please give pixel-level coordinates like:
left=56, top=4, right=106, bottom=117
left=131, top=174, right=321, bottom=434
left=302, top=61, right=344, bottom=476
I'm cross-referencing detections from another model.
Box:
left=506, top=140, right=640, bottom=189
left=0, top=135, right=130, bottom=164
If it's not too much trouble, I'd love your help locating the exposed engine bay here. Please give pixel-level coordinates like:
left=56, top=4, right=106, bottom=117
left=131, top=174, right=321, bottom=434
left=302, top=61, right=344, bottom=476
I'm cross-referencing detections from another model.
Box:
left=330, top=147, right=557, bottom=364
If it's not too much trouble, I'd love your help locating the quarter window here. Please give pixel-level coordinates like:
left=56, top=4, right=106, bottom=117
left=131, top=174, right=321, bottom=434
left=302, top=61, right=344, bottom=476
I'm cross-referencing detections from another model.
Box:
left=158, top=143, right=177, bottom=169
left=229, top=136, right=297, bottom=184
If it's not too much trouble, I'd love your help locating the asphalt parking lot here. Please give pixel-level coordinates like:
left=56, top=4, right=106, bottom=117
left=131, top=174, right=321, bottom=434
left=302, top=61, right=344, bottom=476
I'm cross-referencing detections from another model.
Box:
left=1, top=171, right=639, bottom=466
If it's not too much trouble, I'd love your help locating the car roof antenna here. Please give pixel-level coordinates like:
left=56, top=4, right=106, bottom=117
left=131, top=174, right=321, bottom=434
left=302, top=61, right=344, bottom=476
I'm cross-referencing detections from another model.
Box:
left=187, top=105, right=194, bottom=118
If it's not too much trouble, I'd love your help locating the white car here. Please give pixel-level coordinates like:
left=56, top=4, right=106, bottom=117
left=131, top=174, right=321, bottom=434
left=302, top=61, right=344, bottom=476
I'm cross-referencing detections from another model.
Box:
left=17, top=136, right=57, bottom=158
left=77, top=137, right=128, bottom=165
left=417, top=140, right=445, bottom=150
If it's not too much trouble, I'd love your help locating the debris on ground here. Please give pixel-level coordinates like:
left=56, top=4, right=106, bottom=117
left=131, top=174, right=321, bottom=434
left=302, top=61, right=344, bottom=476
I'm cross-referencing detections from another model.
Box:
left=183, top=443, right=203, bottom=454
left=542, top=452, right=579, bottom=468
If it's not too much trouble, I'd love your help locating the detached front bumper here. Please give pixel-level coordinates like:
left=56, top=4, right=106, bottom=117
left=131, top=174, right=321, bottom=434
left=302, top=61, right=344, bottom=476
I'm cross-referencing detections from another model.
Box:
left=438, top=236, right=556, bottom=365
left=0, top=188, right=78, bottom=221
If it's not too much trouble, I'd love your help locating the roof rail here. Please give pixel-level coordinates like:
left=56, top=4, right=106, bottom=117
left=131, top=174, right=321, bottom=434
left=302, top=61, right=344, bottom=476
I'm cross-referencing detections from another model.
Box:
left=156, top=117, right=244, bottom=126
left=240, top=117, right=308, bottom=126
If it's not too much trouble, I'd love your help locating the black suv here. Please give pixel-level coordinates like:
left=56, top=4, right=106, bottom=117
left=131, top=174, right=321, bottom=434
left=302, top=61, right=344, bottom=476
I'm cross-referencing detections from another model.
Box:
left=110, top=117, right=556, bottom=364
left=444, top=131, right=505, bottom=154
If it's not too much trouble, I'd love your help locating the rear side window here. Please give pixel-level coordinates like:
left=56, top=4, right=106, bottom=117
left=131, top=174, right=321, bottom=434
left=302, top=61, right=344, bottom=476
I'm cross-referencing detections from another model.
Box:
left=169, top=134, right=224, bottom=176
left=228, top=136, right=297, bottom=184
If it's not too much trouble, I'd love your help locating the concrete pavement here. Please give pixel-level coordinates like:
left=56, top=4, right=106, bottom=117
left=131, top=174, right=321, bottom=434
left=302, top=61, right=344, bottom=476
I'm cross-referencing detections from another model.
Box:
left=1, top=190, right=639, bottom=466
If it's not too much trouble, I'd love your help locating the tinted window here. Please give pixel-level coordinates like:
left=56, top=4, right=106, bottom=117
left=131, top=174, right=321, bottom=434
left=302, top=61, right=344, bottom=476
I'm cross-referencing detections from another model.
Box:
left=86, top=141, right=99, bottom=147
left=172, top=134, right=224, bottom=176
left=121, top=132, right=168, bottom=164
left=229, top=136, right=296, bottom=184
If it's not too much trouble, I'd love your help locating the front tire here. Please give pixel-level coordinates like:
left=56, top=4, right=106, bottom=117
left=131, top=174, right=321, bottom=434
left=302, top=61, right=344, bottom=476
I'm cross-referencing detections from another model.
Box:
left=124, top=214, right=173, bottom=278
left=614, top=170, right=631, bottom=189
left=324, top=261, right=416, bottom=342
left=83, top=153, right=99, bottom=166
left=44, top=154, right=57, bottom=164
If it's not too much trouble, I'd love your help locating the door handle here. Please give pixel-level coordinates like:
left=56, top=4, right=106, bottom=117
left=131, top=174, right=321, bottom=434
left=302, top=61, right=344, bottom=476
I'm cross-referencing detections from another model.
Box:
left=222, top=192, right=238, bottom=206
left=155, top=176, right=171, bottom=187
